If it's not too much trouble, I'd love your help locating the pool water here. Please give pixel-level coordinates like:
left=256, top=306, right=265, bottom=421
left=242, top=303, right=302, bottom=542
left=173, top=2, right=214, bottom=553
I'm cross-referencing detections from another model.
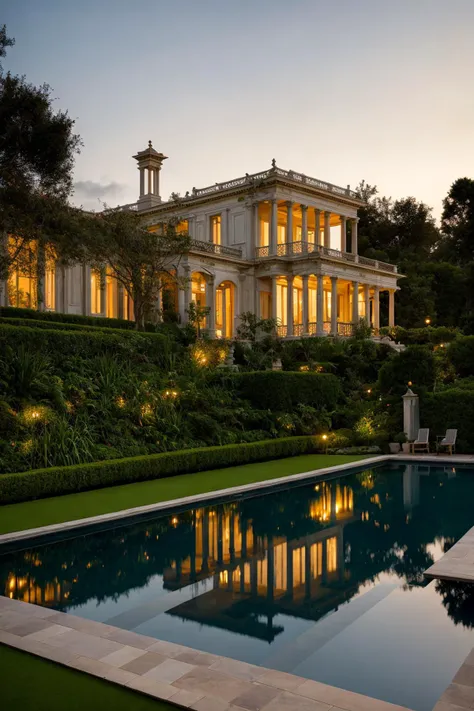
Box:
left=2, top=462, right=474, bottom=711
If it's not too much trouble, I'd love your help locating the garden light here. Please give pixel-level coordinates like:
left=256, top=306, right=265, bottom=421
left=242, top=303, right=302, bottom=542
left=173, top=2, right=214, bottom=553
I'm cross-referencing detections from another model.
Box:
left=425, top=317, right=431, bottom=325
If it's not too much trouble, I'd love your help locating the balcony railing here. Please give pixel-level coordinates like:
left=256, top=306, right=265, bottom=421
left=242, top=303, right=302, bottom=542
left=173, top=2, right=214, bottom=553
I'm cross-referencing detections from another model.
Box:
left=280, top=321, right=354, bottom=338
left=190, top=239, right=242, bottom=258
left=255, top=242, right=397, bottom=273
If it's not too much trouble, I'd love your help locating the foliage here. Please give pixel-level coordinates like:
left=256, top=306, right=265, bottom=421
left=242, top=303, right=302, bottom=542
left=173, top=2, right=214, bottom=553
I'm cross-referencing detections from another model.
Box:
left=377, top=345, right=436, bottom=396
left=393, top=432, right=407, bottom=444
left=236, top=312, right=277, bottom=342
left=447, top=336, right=474, bottom=378
left=0, top=436, right=319, bottom=504
left=0, top=25, right=82, bottom=284
left=229, top=371, right=342, bottom=412
left=0, top=306, right=137, bottom=330
left=422, top=389, right=474, bottom=453
left=379, top=325, right=459, bottom=347
left=83, top=211, right=190, bottom=330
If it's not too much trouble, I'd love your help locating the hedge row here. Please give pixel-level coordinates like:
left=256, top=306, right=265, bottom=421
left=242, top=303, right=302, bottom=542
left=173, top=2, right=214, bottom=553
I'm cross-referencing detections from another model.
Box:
left=227, top=371, right=342, bottom=411
left=0, top=306, right=137, bottom=330
left=0, top=436, right=318, bottom=504
left=0, top=317, right=158, bottom=338
left=422, top=389, right=474, bottom=453
left=0, top=323, right=169, bottom=365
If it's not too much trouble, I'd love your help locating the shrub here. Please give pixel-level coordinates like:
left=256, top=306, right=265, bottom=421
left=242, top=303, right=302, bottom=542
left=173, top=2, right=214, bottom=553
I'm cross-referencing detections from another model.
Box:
left=0, top=436, right=319, bottom=504
left=380, top=326, right=459, bottom=346
left=228, top=372, right=342, bottom=411
left=0, top=324, right=170, bottom=367
left=422, top=389, right=474, bottom=453
left=377, top=345, right=436, bottom=396
left=0, top=306, right=137, bottom=330
left=447, top=336, right=474, bottom=378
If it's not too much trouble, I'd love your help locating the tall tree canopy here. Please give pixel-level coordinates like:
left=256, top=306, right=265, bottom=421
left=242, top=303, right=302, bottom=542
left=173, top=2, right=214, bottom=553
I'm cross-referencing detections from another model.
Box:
left=0, top=25, right=82, bottom=287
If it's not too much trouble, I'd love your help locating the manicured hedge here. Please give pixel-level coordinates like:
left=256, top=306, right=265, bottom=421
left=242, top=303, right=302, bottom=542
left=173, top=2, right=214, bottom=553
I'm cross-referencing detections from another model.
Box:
left=227, top=371, right=342, bottom=411
left=422, top=389, right=474, bottom=453
left=0, top=317, right=155, bottom=337
left=0, top=323, right=169, bottom=365
left=0, top=436, right=318, bottom=504
left=0, top=306, right=137, bottom=330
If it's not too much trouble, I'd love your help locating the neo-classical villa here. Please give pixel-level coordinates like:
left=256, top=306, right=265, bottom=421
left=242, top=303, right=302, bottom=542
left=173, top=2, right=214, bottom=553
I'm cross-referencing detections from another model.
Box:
left=3, top=142, right=400, bottom=338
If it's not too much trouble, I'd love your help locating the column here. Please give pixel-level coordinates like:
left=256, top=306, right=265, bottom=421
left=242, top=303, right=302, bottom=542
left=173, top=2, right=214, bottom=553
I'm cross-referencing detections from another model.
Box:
left=351, top=281, right=359, bottom=325
left=364, top=284, right=370, bottom=325
left=302, top=274, right=309, bottom=335
left=351, top=218, right=359, bottom=255
left=270, top=199, right=277, bottom=255
left=314, top=209, right=321, bottom=246
left=83, top=265, right=91, bottom=316
left=177, top=266, right=186, bottom=324
left=139, top=168, right=145, bottom=197
left=388, top=289, right=395, bottom=327
left=154, top=168, right=160, bottom=196
left=207, top=275, right=216, bottom=336
left=316, top=275, right=324, bottom=336
left=301, top=205, right=308, bottom=252
left=287, top=275, right=294, bottom=336
left=330, top=276, right=338, bottom=335
left=373, top=286, right=380, bottom=332
left=187, top=215, right=195, bottom=239
left=324, top=211, right=331, bottom=249
left=271, top=275, right=278, bottom=321
left=36, top=244, right=46, bottom=312
left=183, top=265, right=191, bottom=323
left=100, top=268, right=106, bottom=317
left=286, top=201, right=293, bottom=244
left=253, top=201, right=260, bottom=254
left=221, top=208, right=229, bottom=246
left=147, top=167, right=152, bottom=195
left=340, top=216, right=347, bottom=253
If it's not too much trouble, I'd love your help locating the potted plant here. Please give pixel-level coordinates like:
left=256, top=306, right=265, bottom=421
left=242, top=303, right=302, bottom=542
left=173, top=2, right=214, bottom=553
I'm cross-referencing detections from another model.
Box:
left=389, top=432, right=407, bottom=454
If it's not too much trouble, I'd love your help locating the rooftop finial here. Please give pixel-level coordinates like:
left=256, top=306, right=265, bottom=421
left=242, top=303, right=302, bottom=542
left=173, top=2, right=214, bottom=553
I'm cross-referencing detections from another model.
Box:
left=271, top=158, right=276, bottom=168
left=148, top=140, right=152, bottom=148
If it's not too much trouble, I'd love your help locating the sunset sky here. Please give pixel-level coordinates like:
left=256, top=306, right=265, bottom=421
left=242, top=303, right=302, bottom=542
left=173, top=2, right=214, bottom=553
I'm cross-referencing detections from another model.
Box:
left=4, top=0, right=474, bottom=219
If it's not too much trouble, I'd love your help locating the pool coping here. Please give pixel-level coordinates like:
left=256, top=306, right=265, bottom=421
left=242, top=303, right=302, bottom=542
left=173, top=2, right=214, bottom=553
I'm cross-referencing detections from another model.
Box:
left=0, top=594, right=414, bottom=711
left=424, top=524, right=474, bottom=584
left=2, top=453, right=474, bottom=547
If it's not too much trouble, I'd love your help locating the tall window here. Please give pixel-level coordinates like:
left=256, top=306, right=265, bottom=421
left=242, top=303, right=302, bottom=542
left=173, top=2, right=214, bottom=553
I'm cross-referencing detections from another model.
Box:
left=45, top=266, right=55, bottom=311
left=91, top=270, right=102, bottom=315
left=276, top=282, right=287, bottom=325
left=260, top=220, right=269, bottom=247
left=210, top=215, right=221, bottom=245
left=106, top=269, right=117, bottom=318
left=277, top=225, right=286, bottom=245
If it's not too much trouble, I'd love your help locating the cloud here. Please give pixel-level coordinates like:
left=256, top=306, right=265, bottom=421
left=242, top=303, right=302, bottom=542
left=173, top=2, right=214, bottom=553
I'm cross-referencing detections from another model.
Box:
left=73, top=180, right=126, bottom=199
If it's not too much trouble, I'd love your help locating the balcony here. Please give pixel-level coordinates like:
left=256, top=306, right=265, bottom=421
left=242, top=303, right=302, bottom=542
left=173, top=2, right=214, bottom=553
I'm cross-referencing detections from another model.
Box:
left=278, top=322, right=355, bottom=338
left=255, top=242, right=397, bottom=274
left=190, top=239, right=242, bottom=258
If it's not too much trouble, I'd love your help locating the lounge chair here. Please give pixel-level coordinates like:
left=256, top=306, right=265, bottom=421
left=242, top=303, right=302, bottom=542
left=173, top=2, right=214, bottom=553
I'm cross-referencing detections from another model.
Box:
left=411, top=428, right=430, bottom=454
left=437, top=429, right=457, bottom=456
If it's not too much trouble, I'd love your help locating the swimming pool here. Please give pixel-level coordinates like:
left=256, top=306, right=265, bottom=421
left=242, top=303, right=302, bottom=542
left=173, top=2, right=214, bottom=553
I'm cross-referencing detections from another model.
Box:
left=1, top=461, right=474, bottom=711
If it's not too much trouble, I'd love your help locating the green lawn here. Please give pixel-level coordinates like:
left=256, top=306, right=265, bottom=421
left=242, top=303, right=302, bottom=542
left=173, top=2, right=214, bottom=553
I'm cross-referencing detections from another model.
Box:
left=0, top=454, right=369, bottom=535
left=0, top=644, right=175, bottom=710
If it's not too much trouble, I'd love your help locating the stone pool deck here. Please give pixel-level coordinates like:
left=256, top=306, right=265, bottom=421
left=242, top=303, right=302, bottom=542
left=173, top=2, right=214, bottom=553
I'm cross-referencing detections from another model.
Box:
left=0, top=595, right=412, bottom=711
left=425, top=525, right=474, bottom=584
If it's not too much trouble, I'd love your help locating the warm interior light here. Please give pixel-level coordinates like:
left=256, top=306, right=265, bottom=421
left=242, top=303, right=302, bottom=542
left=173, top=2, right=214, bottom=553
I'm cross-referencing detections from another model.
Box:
left=408, top=381, right=412, bottom=386
left=425, top=317, right=431, bottom=325
left=322, top=434, right=328, bottom=440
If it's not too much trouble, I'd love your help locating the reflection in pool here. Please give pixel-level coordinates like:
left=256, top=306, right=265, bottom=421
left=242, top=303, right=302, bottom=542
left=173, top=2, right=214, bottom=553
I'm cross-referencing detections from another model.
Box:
left=2, top=462, right=474, bottom=711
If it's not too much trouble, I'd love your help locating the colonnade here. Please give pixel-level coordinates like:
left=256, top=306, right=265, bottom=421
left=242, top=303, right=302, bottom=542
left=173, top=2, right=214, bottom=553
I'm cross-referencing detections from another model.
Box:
left=255, top=200, right=359, bottom=256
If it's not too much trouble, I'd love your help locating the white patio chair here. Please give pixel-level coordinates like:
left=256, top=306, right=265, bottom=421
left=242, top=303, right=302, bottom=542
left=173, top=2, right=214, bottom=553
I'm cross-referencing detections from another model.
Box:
left=437, top=429, right=457, bottom=456
left=412, top=428, right=430, bottom=454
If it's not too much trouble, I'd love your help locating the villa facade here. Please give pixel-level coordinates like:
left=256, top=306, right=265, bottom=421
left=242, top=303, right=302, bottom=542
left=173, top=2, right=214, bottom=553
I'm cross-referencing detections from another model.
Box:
left=2, top=142, right=401, bottom=338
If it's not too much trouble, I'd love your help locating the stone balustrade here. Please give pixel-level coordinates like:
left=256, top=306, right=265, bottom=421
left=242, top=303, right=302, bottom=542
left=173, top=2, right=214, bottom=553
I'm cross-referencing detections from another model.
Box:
left=255, top=242, right=397, bottom=273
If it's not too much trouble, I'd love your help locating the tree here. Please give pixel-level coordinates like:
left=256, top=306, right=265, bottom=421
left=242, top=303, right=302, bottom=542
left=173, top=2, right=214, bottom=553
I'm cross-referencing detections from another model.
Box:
left=440, top=178, right=474, bottom=264
left=0, top=25, right=81, bottom=298
left=87, top=210, right=190, bottom=330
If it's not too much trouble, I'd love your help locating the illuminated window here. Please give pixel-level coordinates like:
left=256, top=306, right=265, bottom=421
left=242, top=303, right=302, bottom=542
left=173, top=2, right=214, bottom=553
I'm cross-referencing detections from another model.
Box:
left=310, top=542, right=323, bottom=578
left=277, top=225, right=286, bottom=245
left=257, top=556, right=268, bottom=589
left=260, top=291, right=271, bottom=320
left=292, top=546, right=306, bottom=589
left=308, top=229, right=315, bottom=245
left=293, top=284, right=303, bottom=326
left=176, top=220, right=189, bottom=234
left=123, top=289, right=130, bottom=320
left=106, top=270, right=117, bottom=318
left=91, top=271, right=102, bottom=314
left=260, top=220, right=269, bottom=247
left=276, top=281, right=287, bottom=326
left=327, top=536, right=337, bottom=573
left=210, top=215, right=221, bottom=245
left=45, top=266, right=55, bottom=311
left=215, top=281, right=234, bottom=338
left=296, top=225, right=302, bottom=242
left=273, top=542, right=288, bottom=592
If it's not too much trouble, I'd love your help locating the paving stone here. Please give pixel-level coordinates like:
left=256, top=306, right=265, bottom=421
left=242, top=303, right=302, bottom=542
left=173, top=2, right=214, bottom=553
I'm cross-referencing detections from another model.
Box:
left=121, top=651, right=168, bottom=675
left=231, top=682, right=281, bottom=710
left=439, top=683, right=474, bottom=709
left=7, top=618, right=55, bottom=637
left=71, top=655, right=114, bottom=679
left=257, top=670, right=306, bottom=692
left=2, top=599, right=57, bottom=619
left=104, top=666, right=139, bottom=685
left=433, top=702, right=473, bottom=711
left=191, top=695, right=232, bottom=711
left=24, top=624, right=72, bottom=642
left=99, top=645, right=146, bottom=668
left=170, top=688, right=206, bottom=707
left=0, top=611, right=30, bottom=630
left=126, top=674, right=179, bottom=700
left=173, top=667, right=254, bottom=704
left=101, top=627, right=158, bottom=650
left=209, top=658, right=265, bottom=681
left=453, top=664, right=474, bottom=687
left=147, top=639, right=191, bottom=657
left=142, top=658, right=195, bottom=684
left=260, top=691, right=331, bottom=711
left=175, top=650, right=221, bottom=667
